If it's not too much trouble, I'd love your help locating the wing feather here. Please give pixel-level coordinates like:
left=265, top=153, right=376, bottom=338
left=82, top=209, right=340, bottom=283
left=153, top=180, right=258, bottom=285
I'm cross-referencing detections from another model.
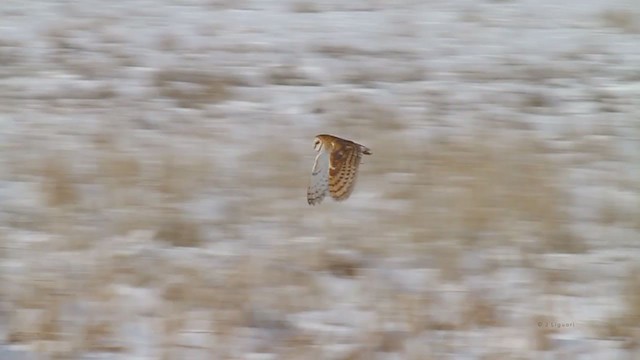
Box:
left=328, top=143, right=363, bottom=201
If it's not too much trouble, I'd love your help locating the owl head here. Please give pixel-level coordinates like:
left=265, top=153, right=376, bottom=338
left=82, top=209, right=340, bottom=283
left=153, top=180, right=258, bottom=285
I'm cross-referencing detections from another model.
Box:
left=313, top=134, right=335, bottom=152
left=313, top=136, right=323, bottom=152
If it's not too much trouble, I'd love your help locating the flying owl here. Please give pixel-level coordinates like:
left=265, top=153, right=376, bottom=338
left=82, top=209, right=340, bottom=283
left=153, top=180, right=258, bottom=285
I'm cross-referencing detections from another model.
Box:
left=307, top=134, right=371, bottom=205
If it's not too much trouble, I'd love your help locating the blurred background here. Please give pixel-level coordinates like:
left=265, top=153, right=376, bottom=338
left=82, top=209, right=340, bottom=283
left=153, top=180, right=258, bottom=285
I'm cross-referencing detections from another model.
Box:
left=1, top=0, right=639, bottom=359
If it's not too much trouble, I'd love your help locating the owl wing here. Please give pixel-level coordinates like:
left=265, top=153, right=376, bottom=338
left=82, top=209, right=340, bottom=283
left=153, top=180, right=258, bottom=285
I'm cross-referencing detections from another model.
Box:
left=328, top=143, right=363, bottom=201
left=307, top=149, right=330, bottom=205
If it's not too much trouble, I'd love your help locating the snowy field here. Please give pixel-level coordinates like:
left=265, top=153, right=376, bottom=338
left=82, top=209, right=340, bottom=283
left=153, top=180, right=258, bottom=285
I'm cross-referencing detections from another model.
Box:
left=1, top=0, right=639, bottom=359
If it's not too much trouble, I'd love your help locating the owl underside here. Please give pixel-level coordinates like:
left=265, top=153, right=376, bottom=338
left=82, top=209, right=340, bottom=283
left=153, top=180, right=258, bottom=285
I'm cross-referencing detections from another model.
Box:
left=307, top=150, right=329, bottom=205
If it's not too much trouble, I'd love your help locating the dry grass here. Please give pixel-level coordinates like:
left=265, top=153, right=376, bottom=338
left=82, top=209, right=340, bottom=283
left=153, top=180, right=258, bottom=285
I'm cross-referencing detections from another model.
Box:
left=265, top=64, right=321, bottom=86
left=40, top=154, right=79, bottom=208
left=240, top=138, right=306, bottom=202
left=155, top=214, right=205, bottom=247
left=461, top=291, right=501, bottom=328
left=0, top=38, right=23, bottom=68
left=368, top=129, right=583, bottom=254
left=5, top=276, right=125, bottom=356
left=597, top=266, right=640, bottom=348
left=153, top=68, right=236, bottom=108
left=312, top=92, right=406, bottom=132
left=0, top=155, right=631, bottom=358
left=532, top=313, right=556, bottom=351
left=5, top=130, right=221, bottom=244
left=601, top=9, right=640, bottom=33
left=459, top=6, right=487, bottom=24
left=2, top=105, right=626, bottom=358
left=290, top=1, right=322, bottom=13
left=457, top=61, right=582, bottom=85
left=313, top=43, right=415, bottom=60
left=342, top=64, right=426, bottom=86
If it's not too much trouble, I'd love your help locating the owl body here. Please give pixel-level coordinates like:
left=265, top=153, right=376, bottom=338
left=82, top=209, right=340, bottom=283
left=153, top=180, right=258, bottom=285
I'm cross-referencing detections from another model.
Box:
left=307, top=134, right=371, bottom=205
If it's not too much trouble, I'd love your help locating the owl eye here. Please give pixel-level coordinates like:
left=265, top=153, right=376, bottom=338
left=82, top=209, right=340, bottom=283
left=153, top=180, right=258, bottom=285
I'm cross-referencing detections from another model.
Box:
left=314, top=139, right=322, bottom=151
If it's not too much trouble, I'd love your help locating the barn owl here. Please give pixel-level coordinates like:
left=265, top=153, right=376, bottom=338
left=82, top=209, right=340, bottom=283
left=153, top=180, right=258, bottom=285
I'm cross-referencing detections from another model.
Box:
left=307, top=134, right=371, bottom=205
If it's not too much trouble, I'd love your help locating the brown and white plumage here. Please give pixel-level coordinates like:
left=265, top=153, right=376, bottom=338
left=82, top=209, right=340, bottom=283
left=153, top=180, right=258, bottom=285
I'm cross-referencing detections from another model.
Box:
left=307, top=134, right=371, bottom=205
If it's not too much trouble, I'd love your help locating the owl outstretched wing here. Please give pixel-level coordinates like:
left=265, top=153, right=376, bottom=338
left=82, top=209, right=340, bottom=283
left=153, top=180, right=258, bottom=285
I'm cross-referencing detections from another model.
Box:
left=328, top=143, right=363, bottom=201
left=307, top=149, right=330, bottom=205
